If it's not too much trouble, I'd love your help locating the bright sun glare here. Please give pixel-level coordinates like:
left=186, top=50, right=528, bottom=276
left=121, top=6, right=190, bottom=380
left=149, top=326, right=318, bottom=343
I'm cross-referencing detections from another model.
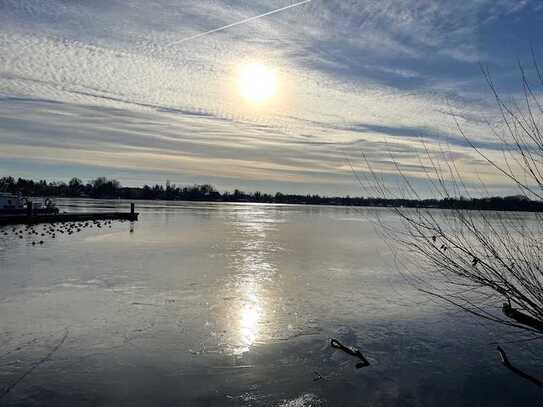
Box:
left=238, top=63, right=278, bottom=104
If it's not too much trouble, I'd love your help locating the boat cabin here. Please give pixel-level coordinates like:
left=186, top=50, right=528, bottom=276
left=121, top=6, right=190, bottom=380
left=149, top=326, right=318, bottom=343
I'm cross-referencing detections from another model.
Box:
left=0, top=193, right=23, bottom=209
left=0, top=193, right=57, bottom=214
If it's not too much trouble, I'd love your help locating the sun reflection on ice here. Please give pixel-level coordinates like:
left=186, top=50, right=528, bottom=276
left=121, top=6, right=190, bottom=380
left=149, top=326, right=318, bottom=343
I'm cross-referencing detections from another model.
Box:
left=234, top=276, right=264, bottom=354
left=225, top=207, right=280, bottom=355
left=240, top=301, right=260, bottom=350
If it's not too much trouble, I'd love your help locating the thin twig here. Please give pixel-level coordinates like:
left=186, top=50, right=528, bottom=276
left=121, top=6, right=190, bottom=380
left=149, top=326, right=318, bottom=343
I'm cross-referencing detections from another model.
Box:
left=496, top=346, right=542, bottom=387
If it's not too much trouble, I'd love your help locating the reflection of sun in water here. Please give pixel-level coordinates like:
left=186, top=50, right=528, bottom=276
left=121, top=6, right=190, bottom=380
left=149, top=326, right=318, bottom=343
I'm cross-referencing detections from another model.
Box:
left=238, top=63, right=278, bottom=104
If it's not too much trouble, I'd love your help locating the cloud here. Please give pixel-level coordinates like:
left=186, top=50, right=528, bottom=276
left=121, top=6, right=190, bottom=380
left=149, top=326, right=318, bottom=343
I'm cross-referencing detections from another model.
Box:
left=0, top=0, right=541, bottom=195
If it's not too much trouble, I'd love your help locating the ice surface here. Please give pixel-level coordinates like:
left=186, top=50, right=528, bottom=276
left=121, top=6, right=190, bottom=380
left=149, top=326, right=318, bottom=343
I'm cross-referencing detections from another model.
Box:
left=0, top=200, right=541, bottom=406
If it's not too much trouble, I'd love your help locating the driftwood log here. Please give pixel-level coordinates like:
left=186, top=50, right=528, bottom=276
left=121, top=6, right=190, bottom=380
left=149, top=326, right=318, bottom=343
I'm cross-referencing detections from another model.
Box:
left=503, top=303, right=543, bottom=333
left=330, top=338, right=370, bottom=369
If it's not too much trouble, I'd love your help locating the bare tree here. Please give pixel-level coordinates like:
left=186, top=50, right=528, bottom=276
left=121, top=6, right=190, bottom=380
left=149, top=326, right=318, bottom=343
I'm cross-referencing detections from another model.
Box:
left=355, top=54, right=543, bottom=340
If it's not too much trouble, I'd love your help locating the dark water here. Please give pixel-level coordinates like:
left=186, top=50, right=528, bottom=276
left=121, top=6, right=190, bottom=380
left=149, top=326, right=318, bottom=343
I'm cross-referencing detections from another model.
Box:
left=0, top=200, right=541, bottom=406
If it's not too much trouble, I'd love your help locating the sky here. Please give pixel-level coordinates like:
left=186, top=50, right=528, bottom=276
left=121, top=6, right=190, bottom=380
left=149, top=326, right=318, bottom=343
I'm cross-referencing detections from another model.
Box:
left=1, top=0, right=542, bottom=197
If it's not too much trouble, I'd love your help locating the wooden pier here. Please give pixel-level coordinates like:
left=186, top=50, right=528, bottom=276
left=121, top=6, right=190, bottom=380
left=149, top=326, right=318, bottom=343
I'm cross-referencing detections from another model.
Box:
left=0, top=203, right=139, bottom=226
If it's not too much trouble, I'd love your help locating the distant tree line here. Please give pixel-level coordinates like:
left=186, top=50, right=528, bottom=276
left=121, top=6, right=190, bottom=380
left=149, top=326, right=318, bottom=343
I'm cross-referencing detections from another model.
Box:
left=0, top=176, right=542, bottom=212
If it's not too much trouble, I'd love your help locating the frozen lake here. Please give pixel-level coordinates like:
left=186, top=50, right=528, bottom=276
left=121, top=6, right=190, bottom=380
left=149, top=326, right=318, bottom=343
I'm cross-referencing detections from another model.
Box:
left=0, top=200, right=541, bottom=406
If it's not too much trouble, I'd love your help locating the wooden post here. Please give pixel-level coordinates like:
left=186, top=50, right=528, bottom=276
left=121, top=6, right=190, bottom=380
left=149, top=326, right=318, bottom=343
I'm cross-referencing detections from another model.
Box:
left=26, top=201, right=33, bottom=217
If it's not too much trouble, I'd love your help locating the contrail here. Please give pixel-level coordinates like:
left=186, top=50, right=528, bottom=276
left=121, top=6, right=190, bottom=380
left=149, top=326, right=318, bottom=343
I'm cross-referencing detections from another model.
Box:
left=167, top=0, right=312, bottom=47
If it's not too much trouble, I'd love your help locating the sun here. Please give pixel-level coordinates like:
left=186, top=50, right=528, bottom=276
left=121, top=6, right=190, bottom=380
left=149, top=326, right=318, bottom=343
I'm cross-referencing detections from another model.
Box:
left=237, top=63, right=278, bottom=104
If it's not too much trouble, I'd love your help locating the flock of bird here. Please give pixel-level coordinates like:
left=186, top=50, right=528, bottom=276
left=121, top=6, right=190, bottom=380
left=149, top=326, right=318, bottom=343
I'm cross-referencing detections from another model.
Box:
left=1, top=220, right=118, bottom=245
